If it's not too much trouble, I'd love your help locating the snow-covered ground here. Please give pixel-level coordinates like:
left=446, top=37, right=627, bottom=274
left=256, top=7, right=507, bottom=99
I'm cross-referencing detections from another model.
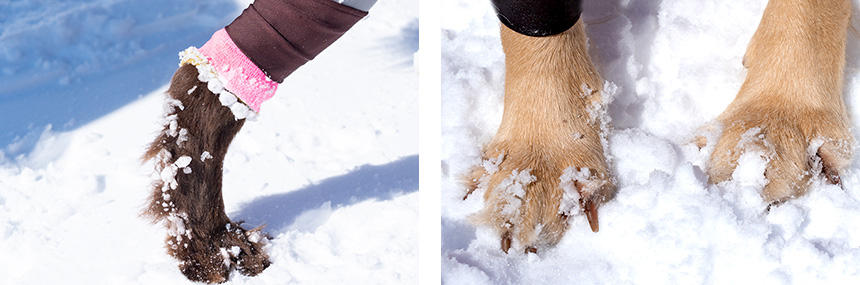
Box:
left=442, top=0, right=860, bottom=284
left=0, top=0, right=241, bottom=156
left=0, top=0, right=418, bottom=283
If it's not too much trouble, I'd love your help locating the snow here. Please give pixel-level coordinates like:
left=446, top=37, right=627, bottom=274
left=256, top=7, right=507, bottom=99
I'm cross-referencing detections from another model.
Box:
left=731, top=127, right=772, bottom=189
left=558, top=167, right=588, bottom=216
left=0, top=0, right=417, bottom=283
left=174, top=156, right=192, bottom=168
left=0, top=0, right=241, bottom=156
left=442, top=0, right=860, bottom=284
left=496, top=169, right=535, bottom=218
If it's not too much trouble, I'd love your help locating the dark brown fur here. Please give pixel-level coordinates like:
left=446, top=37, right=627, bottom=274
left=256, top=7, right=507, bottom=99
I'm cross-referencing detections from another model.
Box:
left=143, top=64, right=270, bottom=283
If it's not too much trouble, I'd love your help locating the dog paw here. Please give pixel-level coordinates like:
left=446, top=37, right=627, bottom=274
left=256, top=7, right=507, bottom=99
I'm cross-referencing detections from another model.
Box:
left=466, top=21, right=616, bottom=253
left=170, top=222, right=271, bottom=283
left=465, top=137, right=615, bottom=253
left=219, top=223, right=272, bottom=277
left=176, top=250, right=230, bottom=283
left=707, top=104, right=852, bottom=204
left=171, top=234, right=231, bottom=283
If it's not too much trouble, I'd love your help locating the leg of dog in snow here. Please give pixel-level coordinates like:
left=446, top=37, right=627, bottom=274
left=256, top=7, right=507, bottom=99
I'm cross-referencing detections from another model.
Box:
left=708, top=0, right=853, bottom=205
left=142, top=0, right=370, bottom=282
left=143, top=64, right=270, bottom=283
left=464, top=0, right=616, bottom=254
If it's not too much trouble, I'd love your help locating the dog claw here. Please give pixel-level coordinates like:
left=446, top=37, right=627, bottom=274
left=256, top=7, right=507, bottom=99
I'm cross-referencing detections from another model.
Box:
left=525, top=246, right=537, bottom=254
left=822, top=162, right=841, bottom=186
left=694, top=136, right=708, bottom=150
left=501, top=231, right=512, bottom=253
left=583, top=200, right=599, bottom=232
left=815, top=146, right=843, bottom=187
left=462, top=189, right=475, bottom=200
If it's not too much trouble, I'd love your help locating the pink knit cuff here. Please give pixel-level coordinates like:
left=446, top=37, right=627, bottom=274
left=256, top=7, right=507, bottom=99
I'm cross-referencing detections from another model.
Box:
left=199, top=29, right=277, bottom=112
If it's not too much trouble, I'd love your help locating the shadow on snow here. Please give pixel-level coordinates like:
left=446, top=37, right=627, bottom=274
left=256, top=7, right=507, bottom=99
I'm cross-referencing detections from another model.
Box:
left=231, top=155, right=418, bottom=233
left=0, top=0, right=240, bottom=156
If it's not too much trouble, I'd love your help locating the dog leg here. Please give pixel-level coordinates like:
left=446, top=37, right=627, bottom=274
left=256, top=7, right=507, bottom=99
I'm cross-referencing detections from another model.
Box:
left=465, top=21, right=615, bottom=253
left=708, top=0, right=853, bottom=204
left=143, top=64, right=270, bottom=283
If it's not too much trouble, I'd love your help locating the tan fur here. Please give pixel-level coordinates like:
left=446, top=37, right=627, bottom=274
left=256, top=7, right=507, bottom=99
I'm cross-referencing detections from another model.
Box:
left=465, top=22, right=615, bottom=252
left=709, top=0, right=853, bottom=203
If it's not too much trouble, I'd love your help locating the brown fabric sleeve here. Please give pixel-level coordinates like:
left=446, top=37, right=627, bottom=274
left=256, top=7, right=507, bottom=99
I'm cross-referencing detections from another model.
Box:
left=225, top=0, right=368, bottom=83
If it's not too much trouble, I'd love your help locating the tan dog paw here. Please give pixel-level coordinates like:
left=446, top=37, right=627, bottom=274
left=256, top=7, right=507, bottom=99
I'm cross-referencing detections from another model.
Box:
left=707, top=106, right=851, bottom=204
left=464, top=21, right=615, bottom=253
left=706, top=0, right=853, bottom=205
left=465, top=143, right=614, bottom=253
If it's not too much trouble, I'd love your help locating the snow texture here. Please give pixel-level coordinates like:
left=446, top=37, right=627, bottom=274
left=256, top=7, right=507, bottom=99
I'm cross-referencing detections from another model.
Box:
left=0, top=0, right=240, bottom=155
left=496, top=169, right=535, bottom=219
left=201, top=151, right=214, bottom=162
left=0, top=0, right=418, bottom=283
left=442, top=0, right=860, bottom=284
left=558, top=167, right=588, bottom=216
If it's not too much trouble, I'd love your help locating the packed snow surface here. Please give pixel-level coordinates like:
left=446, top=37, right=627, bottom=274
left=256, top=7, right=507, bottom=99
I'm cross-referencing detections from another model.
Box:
left=442, top=0, right=860, bottom=284
left=0, top=0, right=418, bottom=283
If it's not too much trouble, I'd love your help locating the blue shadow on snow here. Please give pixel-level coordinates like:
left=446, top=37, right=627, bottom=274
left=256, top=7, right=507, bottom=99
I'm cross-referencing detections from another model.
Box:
left=0, top=0, right=240, bottom=156
left=231, top=155, right=418, bottom=233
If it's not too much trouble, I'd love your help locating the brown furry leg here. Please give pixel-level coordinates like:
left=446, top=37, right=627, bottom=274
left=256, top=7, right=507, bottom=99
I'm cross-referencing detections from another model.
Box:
left=143, top=64, right=270, bottom=283
left=708, top=0, right=853, bottom=204
left=464, top=22, right=615, bottom=253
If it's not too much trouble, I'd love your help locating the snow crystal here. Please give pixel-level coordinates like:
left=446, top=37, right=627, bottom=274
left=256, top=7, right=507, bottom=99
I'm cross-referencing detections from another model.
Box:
left=730, top=127, right=772, bottom=188
left=208, top=78, right=224, bottom=95
left=468, top=153, right=507, bottom=202
left=247, top=230, right=263, bottom=243
left=583, top=82, right=615, bottom=125
left=219, top=248, right=231, bottom=267
left=182, top=167, right=192, bottom=174
left=495, top=169, right=535, bottom=217
left=165, top=213, right=187, bottom=237
left=481, top=152, right=504, bottom=175
left=229, top=102, right=250, bottom=120
left=176, top=128, right=188, bottom=146
left=159, top=164, right=178, bottom=190
left=733, top=154, right=769, bottom=188
left=200, top=151, right=213, bottom=162
left=580, top=83, right=594, bottom=98
left=157, top=155, right=191, bottom=193
left=806, top=137, right=826, bottom=176
left=164, top=98, right=184, bottom=112
left=219, top=91, right=237, bottom=106
left=167, top=119, right=178, bottom=137
left=174, top=156, right=192, bottom=168
left=186, top=85, right=197, bottom=95
left=557, top=167, right=589, bottom=216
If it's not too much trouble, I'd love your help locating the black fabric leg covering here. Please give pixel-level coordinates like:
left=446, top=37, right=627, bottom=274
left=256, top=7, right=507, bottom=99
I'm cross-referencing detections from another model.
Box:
left=491, top=0, right=582, bottom=37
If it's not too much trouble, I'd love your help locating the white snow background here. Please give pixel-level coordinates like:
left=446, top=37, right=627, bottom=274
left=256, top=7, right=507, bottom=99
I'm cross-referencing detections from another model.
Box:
left=0, top=0, right=418, bottom=283
left=442, top=0, right=860, bottom=284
